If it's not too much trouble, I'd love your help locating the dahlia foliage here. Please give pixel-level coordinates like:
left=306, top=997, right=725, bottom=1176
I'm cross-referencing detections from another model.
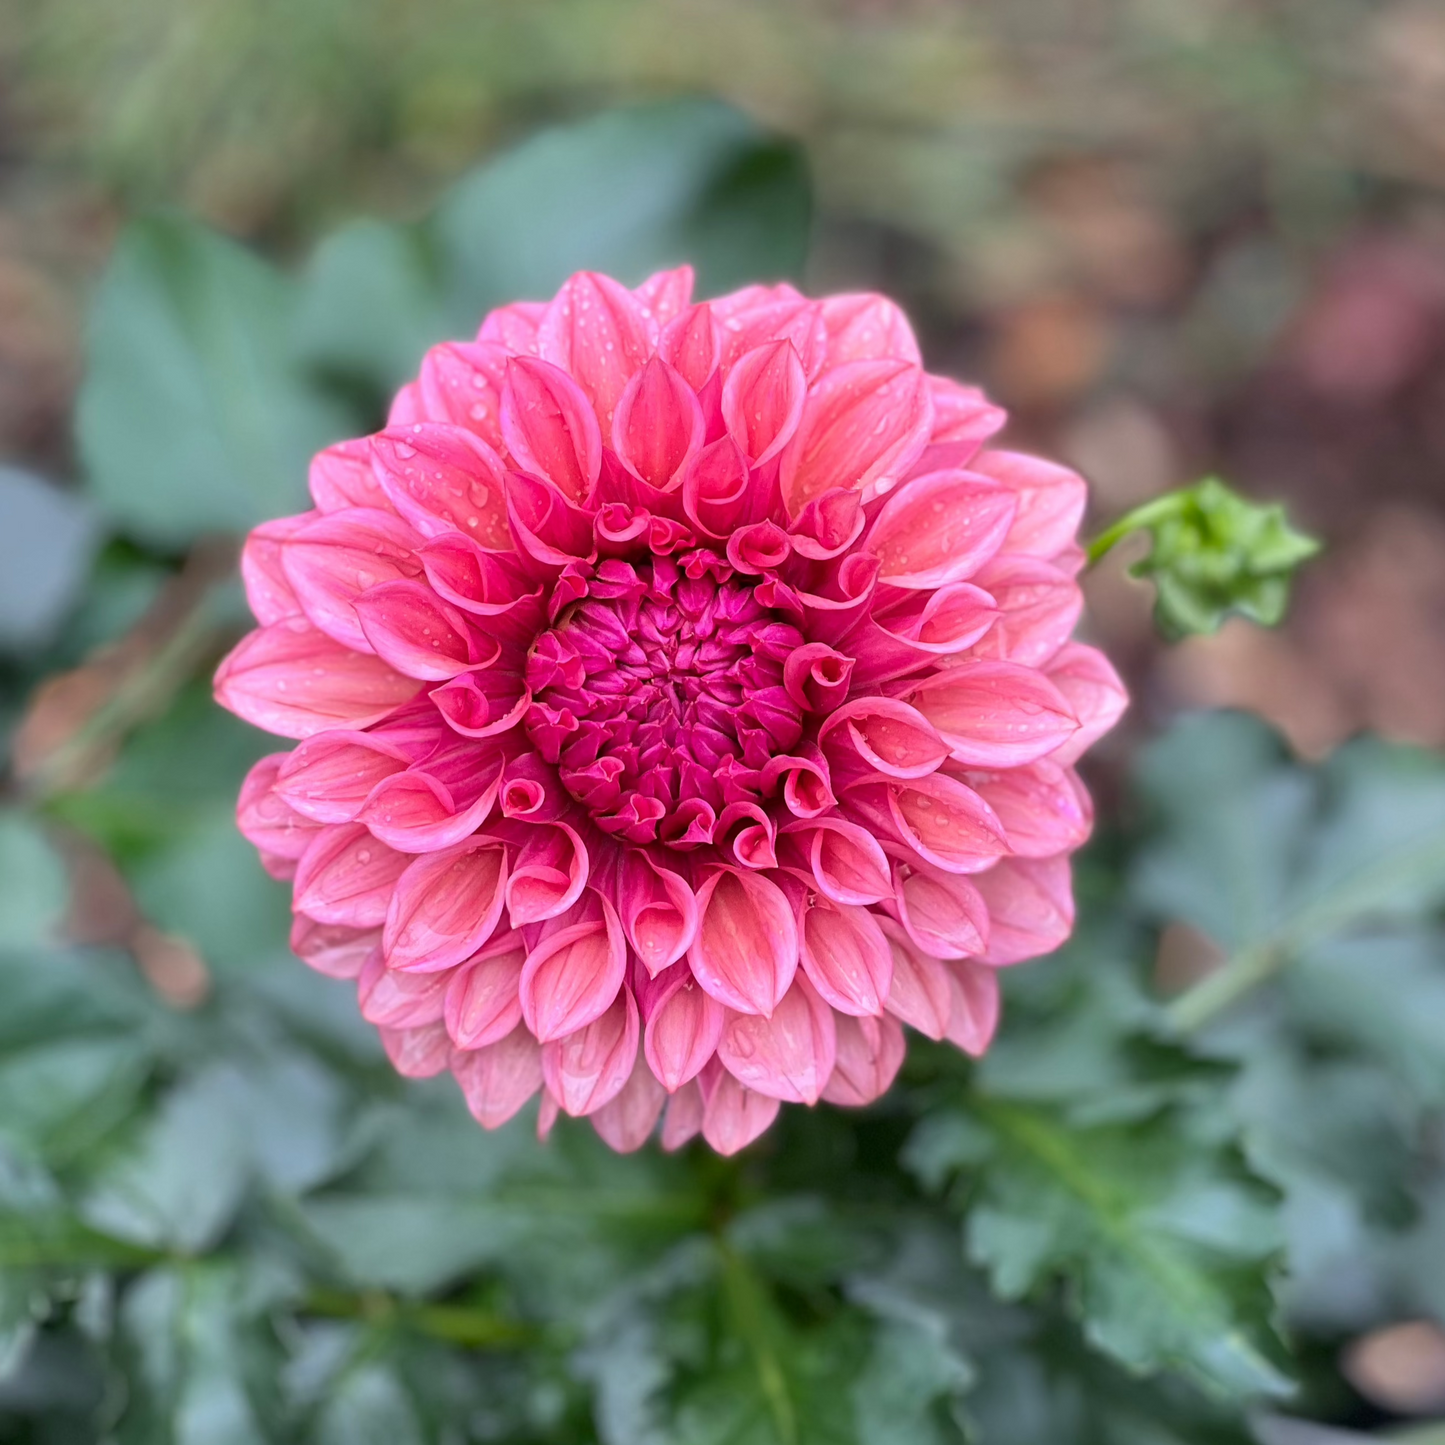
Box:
left=216, top=268, right=1126, bottom=1155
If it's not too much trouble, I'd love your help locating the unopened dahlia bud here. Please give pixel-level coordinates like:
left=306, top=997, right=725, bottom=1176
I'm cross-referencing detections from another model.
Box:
left=218, top=270, right=1126, bottom=1155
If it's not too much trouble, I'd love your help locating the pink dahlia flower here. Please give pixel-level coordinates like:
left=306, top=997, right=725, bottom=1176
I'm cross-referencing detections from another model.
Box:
left=217, top=269, right=1126, bottom=1155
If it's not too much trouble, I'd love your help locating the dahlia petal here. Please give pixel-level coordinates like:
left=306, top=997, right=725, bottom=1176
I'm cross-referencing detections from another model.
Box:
left=371, top=423, right=511, bottom=549
left=819, top=697, right=950, bottom=780
left=537, top=271, right=656, bottom=432
left=883, top=773, right=1010, bottom=874
left=292, top=824, right=409, bottom=928
left=968, top=759, right=1092, bottom=858
left=971, top=555, right=1082, bottom=667
left=612, top=356, right=704, bottom=491
left=878, top=917, right=953, bottom=1039
left=822, top=1012, right=906, bottom=1106
left=237, top=754, right=323, bottom=858
left=380, top=1023, right=452, bottom=1078
left=866, top=470, right=1017, bottom=589
left=633, top=265, right=695, bottom=326
left=974, top=855, right=1074, bottom=965
left=688, top=868, right=798, bottom=1016
left=923, top=376, right=1008, bottom=458
left=943, top=960, right=1000, bottom=1056
left=274, top=730, right=410, bottom=823
left=972, top=450, right=1088, bottom=560
left=761, top=749, right=837, bottom=821
left=641, top=965, right=726, bottom=1092
left=659, top=302, right=721, bottom=393
left=353, top=579, right=488, bottom=681
left=537, top=1088, right=560, bottom=1141
left=357, top=765, right=502, bottom=853
left=518, top=895, right=628, bottom=1043
left=908, top=660, right=1079, bottom=768
left=712, top=286, right=828, bottom=376
left=722, top=340, right=807, bottom=467
left=241, top=515, right=307, bottom=624
left=893, top=863, right=990, bottom=958
left=383, top=837, right=508, bottom=973
left=718, top=974, right=836, bottom=1105
left=818, top=293, right=922, bottom=367
left=505, top=823, right=588, bottom=926
left=541, top=985, right=639, bottom=1117
left=282, top=508, right=424, bottom=652
left=503, top=469, right=597, bottom=569
left=415, top=340, right=508, bottom=450
left=619, top=852, right=698, bottom=975
left=680, top=435, right=753, bottom=540
left=430, top=669, right=531, bottom=739
left=444, top=931, right=526, bottom=1049
left=451, top=1024, right=544, bottom=1129
left=661, top=1078, right=705, bottom=1150
left=788, top=488, right=867, bottom=561
left=214, top=618, right=409, bottom=739
left=417, top=534, right=539, bottom=620
left=289, top=916, right=379, bottom=980
left=358, top=950, right=452, bottom=1027
left=478, top=299, right=545, bottom=353
left=782, top=643, right=854, bottom=714
left=309, top=437, right=390, bottom=513
left=779, top=359, right=933, bottom=515
left=500, top=356, right=602, bottom=503
left=702, top=1069, right=782, bottom=1156
left=799, top=816, right=892, bottom=906
left=798, top=896, right=893, bottom=1017
left=1044, top=643, right=1128, bottom=766
left=590, top=1052, right=667, bottom=1152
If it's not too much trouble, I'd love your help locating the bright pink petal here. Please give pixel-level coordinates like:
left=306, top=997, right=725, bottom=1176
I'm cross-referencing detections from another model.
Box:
left=414, top=340, right=508, bottom=449
left=968, top=760, right=1092, bottom=858
left=1044, top=643, right=1128, bottom=766
left=382, top=838, right=508, bottom=973
left=798, top=817, right=893, bottom=906
left=819, top=697, right=950, bottom=781
left=972, top=450, right=1088, bottom=560
left=542, top=985, right=639, bottom=1117
left=688, top=869, right=798, bottom=1016
left=924, top=376, right=1007, bottom=462
left=537, top=271, right=656, bottom=432
left=970, top=555, right=1082, bottom=667
left=237, top=754, right=322, bottom=859
left=633, top=265, right=695, bottom=326
left=779, top=359, right=933, bottom=515
left=309, top=437, right=390, bottom=513
left=866, top=470, right=1017, bottom=589
left=798, top=896, right=893, bottom=1017
left=444, top=931, right=526, bottom=1049
left=241, top=515, right=307, bottom=624
left=478, top=300, right=545, bottom=353
left=371, top=424, right=511, bottom=549
left=721, top=340, right=807, bottom=467
left=866, top=772, right=1009, bottom=874
left=718, top=974, right=836, bottom=1105
left=500, top=356, right=602, bottom=503
left=641, top=964, right=725, bottom=1092
left=519, top=897, right=628, bottom=1043
left=358, top=951, right=452, bottom=1027
left=908, top=660, right=1079, bottom=768
left=451, top=1024, right=544, bottom=1128
left=659, top=302, right=721, bottom=393
left=612, top=356, right=704, bottom=491
left=274, top=731, right=409, bottom=823
left=590, top=1052, right=667, bottom=1152
left=353, top=580, right=488, bottom=681
left=215, top=621, right=421, bottom=740
left=822, top=1013, right=905, bottom=1106
left=505, top=823, right=588, bottom=926
left=292, top=824, right=409, bottom=928
left=618, top=852, right=698, bottom=975
left=943, top=960, right=1000, bottom=1055
left=818, top=293, right=921, bottom=366
left=974, top=855, right=1075, bottom=965
left=893, top=863, right=990, bottom=958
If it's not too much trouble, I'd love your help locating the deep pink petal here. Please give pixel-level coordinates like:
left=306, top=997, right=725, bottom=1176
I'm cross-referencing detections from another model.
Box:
left=971, top=555, right=1082, bottom=667
left=500, top=356, right=602, bottom=502
left=505, top=823, right=588, bottom=926
left=353, top=580, right=488, bottom=681
left=661, top=1078, right=706, bottom=1150
left=722, top=340, right=807, bottom=467
left=414, top=340, right=508, bottom=450
left=819, top=697, right=950, bottom=781
left=536, top=271, right=656, bottom=431
left=865, top=470, right=1017, bottom=589
left=893, top=862, right=990, bottom=958
left=612, top=356, right=704, bottom=491
left=688, top=869, right=798, bottom=1016
left=967, top=760, right=1092, bottom=858
left=478, top=299, right=545, bottom=352
left=371, top=423, right=511, bottom=549
left=274, top=730, right=410, bottom=823
left=883, top=773, right=1011, bottom=874
left=358, top=950, right=452, bottom=1027
left=618, top=851, right=698, bottom=975
left=659, top=302, right=721, bottom=393
left=797, top=817, right=893, bottom=906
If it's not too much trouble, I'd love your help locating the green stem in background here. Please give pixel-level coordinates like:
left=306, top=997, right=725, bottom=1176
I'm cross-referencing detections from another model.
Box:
left=1165, top=942, right=1288, bottom=1035
left=303, top=1286, right=542, bottom=1349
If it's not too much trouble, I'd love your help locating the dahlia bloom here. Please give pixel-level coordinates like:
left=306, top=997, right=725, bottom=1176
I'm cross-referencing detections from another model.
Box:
left=217, top=268, right=1126, bottom=1155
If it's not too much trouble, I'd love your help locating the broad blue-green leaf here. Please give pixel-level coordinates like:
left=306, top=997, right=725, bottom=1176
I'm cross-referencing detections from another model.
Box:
left=78, top=214, right=353, bottom=546
left=313, top=1362, right=424, bottom=1445
left=0, top=813, right=69, bottom=950
left=0, top=467, right=100, bottom=652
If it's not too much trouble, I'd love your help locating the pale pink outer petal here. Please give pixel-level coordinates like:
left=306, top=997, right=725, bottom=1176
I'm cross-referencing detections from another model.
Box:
left=973, top=855, right=1075, bottom=965
left=444, top=932, right=526, bottom=1049
left=968, top=760, right=1093, bottom=858
left=970, top=555, right=1082, bottom=667
left=798, top=897, right=893, bottom=1017
left=702, top=1069, right=782, bottom=1156
left=779, top=359, right=933, bottom=515
left=382, top=838, right=509, bottom=973
left=907, top=660, right=1079, bottom=768
left=881, top=772, right=1011, bottom=874
left=240, top=515, right=308, bottom=624
left=451, top=1024, right=544, bottom=1128
left=414, top=340, right=508, bottom=450
left=214, top=620, right=421, bottom=740
left=893, top=864, right=990, bottom=959
left=822, top=1012, right=906, bottom=1106
left=237, top=754, right=322, bottom=859
left=688, top=869, right=799, bottom=1016
left=661, top=1078, right=705, bottom=1151
left=358, top=952, right=451, bottom=1027
left=925, top=376, right=1008, bottom=458
left=537, top=272, right=657, bottom=432
left=541, top=986, right=640, bottom=1117
left=478, top=300, right=545, bottom=353
left=590, top=1053, right=668, bottom=1152
left=380, top=1023, right=452, bottom=1078
left=290, top=918, right=379, bottom=980
left=642, top=967, right=726, bottom=1092
left=818, top=293, right=921, bottom=366
left=291, top=824, right=409, bottom=928
left=309, top=437, right=390, bottom=513
left=717, top=974, right=837, bottom=1105
left=942, top=960, right=1000, bottom=1056
left=879, top=917, right=953, bottom=1040
left=865, top=471, right=1018, bottom=589
left=274, top=731, right=409, bottom=823
left=971, top=450, right=1088, bottom=560
left=518, top=896, right=628, bottom=1042
left=371, top=424, right=511, bottom=549
left=633, top=265, right=695, bottom=327
left=1044, top=643, right=1128, bottom=766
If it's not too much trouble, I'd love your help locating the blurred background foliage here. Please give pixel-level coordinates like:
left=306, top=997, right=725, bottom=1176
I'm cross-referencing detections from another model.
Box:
left=0, top=1, right=1442, bottom=1441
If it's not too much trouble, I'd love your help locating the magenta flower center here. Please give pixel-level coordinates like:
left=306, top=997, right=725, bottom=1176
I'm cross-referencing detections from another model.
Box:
left=524, top=554, right=805, bottom=845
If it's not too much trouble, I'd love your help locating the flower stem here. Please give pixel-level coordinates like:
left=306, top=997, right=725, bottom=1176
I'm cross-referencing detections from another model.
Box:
left=1165, top=941, right=1288, bottom=1035
left=1084, top=493, right=1191, bottom=569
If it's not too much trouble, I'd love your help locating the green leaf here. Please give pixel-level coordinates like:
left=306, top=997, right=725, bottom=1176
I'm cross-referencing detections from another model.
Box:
left=313, top=1361, right=425, bottom=1445
left=1089, top=478, right=1319, bottom=639
left=909, top=1096, right=1289, bottom=1400
left=77, top=214, right=354, bottom=547
left=0, top=813, right=69, bottom=950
